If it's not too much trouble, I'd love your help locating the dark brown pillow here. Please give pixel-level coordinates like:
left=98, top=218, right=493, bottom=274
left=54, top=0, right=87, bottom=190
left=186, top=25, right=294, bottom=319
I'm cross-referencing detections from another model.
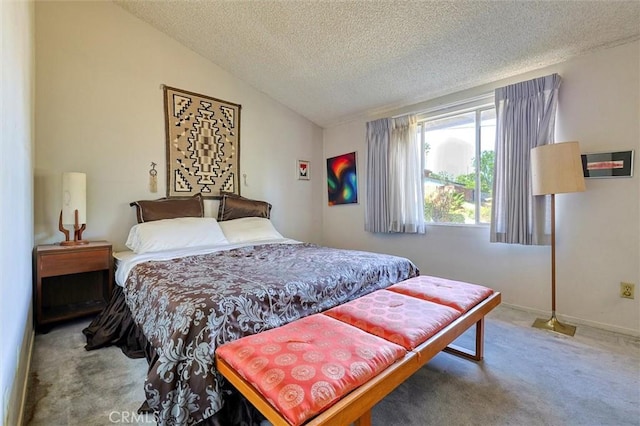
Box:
left=220, top=191, right=243, bottom=199
left=217, top=193, right=271, bottom=221
left=130, top=193, right=204, bottom=223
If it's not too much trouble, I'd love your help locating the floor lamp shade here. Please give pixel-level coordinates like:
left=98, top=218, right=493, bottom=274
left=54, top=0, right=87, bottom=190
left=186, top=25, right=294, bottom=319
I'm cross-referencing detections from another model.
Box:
left=531, top=141, right=586, bottom=196
left=62, top=172, right=87, bottom=225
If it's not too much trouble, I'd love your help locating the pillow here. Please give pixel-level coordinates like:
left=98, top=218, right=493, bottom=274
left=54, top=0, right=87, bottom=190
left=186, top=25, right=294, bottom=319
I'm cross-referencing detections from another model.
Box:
left=217, top=192, right=272, bottom=221
left=130, top=193, right=204, bottom=223
left=218, top=217, right=283, bottom=244
left=125, top=217, right=228, bottom=254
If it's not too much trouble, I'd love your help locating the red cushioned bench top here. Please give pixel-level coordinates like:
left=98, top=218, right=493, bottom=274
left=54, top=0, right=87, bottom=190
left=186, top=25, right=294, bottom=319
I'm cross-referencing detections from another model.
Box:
left=324, top=289, right=461, bottom=350
left=216, top=314, right=406, bottom=426
left=388, top=275, right=494, bottom=313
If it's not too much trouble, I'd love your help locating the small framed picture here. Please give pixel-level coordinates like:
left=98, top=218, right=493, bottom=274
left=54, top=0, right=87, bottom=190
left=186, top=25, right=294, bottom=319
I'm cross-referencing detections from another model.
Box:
left=581, top=150, right=634, bottom=178
left=297, top=160, right=310, bottom=180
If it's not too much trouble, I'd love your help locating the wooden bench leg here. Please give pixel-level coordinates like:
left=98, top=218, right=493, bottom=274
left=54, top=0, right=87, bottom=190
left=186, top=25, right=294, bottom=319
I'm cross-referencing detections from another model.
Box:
left=443, top=317, right=484, bottom=361
left=354, top=410, right=372, bottom=426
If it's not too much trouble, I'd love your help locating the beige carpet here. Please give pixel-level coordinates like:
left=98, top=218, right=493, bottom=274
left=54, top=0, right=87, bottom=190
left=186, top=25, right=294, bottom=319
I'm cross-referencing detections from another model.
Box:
left=24, top=306, right=639, bottom=426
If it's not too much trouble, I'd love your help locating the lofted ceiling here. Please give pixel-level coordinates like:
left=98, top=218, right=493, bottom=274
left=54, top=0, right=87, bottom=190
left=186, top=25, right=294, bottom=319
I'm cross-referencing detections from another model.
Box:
left=115, top=1, right=640, bottom=128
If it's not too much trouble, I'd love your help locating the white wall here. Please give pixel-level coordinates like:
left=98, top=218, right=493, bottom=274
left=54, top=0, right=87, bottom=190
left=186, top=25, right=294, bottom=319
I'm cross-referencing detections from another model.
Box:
left=29, top=1, right=640, bottom=335
left=35, top=1, right=324, bottom=251
left=1, top=0, right=35, bottom=423
left=323, top=41, right=640, bottom=335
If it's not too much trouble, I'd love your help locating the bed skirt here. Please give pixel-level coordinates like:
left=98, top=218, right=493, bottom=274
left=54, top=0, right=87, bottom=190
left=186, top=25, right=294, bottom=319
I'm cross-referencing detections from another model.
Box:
left=82, top=287, right=265, bottom=426
left=83, top=285, right=150, bottom=359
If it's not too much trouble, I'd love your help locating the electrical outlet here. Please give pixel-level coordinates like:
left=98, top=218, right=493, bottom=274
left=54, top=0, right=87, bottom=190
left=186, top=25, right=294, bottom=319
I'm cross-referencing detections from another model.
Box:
left=620, top=282, right=635, bottom=299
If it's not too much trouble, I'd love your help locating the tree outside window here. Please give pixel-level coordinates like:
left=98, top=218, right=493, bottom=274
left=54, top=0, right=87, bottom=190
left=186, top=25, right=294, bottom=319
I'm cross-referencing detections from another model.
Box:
left=421, top=107, right=495, bottom=224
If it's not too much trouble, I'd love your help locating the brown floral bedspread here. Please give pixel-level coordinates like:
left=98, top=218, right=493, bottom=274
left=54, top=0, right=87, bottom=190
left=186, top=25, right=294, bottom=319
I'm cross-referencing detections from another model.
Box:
left=123, top=243, right=418, bottom=425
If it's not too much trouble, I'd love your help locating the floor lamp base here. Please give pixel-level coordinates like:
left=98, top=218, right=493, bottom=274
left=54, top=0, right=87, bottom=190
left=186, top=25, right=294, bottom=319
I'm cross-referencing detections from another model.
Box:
left=532, top=314, right=576, bottom=336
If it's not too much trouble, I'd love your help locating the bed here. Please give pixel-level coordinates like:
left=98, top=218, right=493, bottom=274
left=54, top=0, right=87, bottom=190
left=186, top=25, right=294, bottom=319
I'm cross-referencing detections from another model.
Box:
left=83, top=193, right=418, bottom=426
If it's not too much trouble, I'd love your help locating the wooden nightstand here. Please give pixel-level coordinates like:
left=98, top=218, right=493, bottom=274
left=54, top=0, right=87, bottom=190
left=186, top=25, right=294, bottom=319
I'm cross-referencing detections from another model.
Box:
left=34, top=241, right=113, bottom=330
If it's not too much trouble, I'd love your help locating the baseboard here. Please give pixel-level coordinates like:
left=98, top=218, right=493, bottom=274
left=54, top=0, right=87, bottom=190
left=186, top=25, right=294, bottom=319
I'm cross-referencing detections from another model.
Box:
left=502, top=303, right=640, bottom=337
left=5, top=306, right=34, bottom=426
left=16, top=330, right=34, bottom=426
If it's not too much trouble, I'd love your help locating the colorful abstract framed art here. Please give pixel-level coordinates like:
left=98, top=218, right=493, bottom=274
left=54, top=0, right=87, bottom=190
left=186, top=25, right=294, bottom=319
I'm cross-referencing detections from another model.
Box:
left=326, top=152, right=358, bottom=206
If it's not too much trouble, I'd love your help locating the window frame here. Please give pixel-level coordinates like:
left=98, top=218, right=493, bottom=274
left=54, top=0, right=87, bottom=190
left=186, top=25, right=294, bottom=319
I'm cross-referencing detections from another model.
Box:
left=417, top=95, right=495, bottom=227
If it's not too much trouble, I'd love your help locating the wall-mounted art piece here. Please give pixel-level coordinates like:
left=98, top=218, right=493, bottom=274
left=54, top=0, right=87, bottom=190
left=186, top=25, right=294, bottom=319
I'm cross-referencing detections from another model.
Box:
left=163, top=86, right=241, bottom=198
left=581, top=150, right=634, bottom=178
left=297, top=160, right=310, bottom=180
left=326, top=152, right=358, bottom=206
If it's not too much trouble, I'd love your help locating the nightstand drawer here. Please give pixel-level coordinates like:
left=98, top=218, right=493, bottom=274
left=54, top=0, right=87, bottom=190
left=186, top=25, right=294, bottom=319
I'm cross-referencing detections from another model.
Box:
left=39, top=249, right=110, bottom=277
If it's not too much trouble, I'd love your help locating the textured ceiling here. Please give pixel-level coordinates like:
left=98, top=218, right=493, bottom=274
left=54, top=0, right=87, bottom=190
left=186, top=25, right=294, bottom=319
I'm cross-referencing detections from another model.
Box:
left=115, top=1, right=640, bottom=127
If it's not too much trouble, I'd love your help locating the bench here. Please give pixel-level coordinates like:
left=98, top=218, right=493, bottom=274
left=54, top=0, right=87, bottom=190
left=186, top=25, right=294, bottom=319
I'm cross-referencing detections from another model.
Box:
left=216, top=275, right=501, bottom=426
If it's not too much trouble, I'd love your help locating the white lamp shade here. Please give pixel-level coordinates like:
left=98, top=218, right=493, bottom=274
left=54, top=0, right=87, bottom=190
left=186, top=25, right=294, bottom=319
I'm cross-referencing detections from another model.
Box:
left=62, top=172, right=87, bottom=225
left=531, top=141, right=586, bottom=196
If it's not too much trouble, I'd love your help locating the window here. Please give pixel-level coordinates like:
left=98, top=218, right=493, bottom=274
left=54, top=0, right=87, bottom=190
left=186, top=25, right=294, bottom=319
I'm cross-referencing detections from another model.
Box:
left=419, top=103, right=496, bottom=225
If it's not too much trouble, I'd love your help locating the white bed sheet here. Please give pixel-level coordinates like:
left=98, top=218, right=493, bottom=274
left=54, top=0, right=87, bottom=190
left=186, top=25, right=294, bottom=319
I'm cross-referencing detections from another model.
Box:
left=113, top=238, right=301, bottom=287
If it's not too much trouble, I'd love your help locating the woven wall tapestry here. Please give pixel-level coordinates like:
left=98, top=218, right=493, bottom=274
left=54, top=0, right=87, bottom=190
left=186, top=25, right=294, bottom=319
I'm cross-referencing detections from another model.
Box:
left=163, top=86, right=241, bottom=198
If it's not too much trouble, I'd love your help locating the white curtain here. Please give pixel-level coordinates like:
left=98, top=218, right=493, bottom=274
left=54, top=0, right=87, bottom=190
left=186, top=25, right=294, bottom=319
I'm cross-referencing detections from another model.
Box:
left=389, top=115, right=425, bottom=233
left=365, top=115, right=425, bottom=234
left=490, top=74, right=561, bottom=245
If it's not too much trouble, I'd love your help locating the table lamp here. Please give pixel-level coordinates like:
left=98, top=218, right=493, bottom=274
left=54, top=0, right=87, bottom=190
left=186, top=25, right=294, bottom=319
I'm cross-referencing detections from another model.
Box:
left=59, top=172, right=89, bottom=246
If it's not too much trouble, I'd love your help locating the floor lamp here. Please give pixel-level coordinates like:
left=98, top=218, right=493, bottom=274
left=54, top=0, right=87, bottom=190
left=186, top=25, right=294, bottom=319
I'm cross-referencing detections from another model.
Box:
left=530, top=141, right=586, bottom=336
